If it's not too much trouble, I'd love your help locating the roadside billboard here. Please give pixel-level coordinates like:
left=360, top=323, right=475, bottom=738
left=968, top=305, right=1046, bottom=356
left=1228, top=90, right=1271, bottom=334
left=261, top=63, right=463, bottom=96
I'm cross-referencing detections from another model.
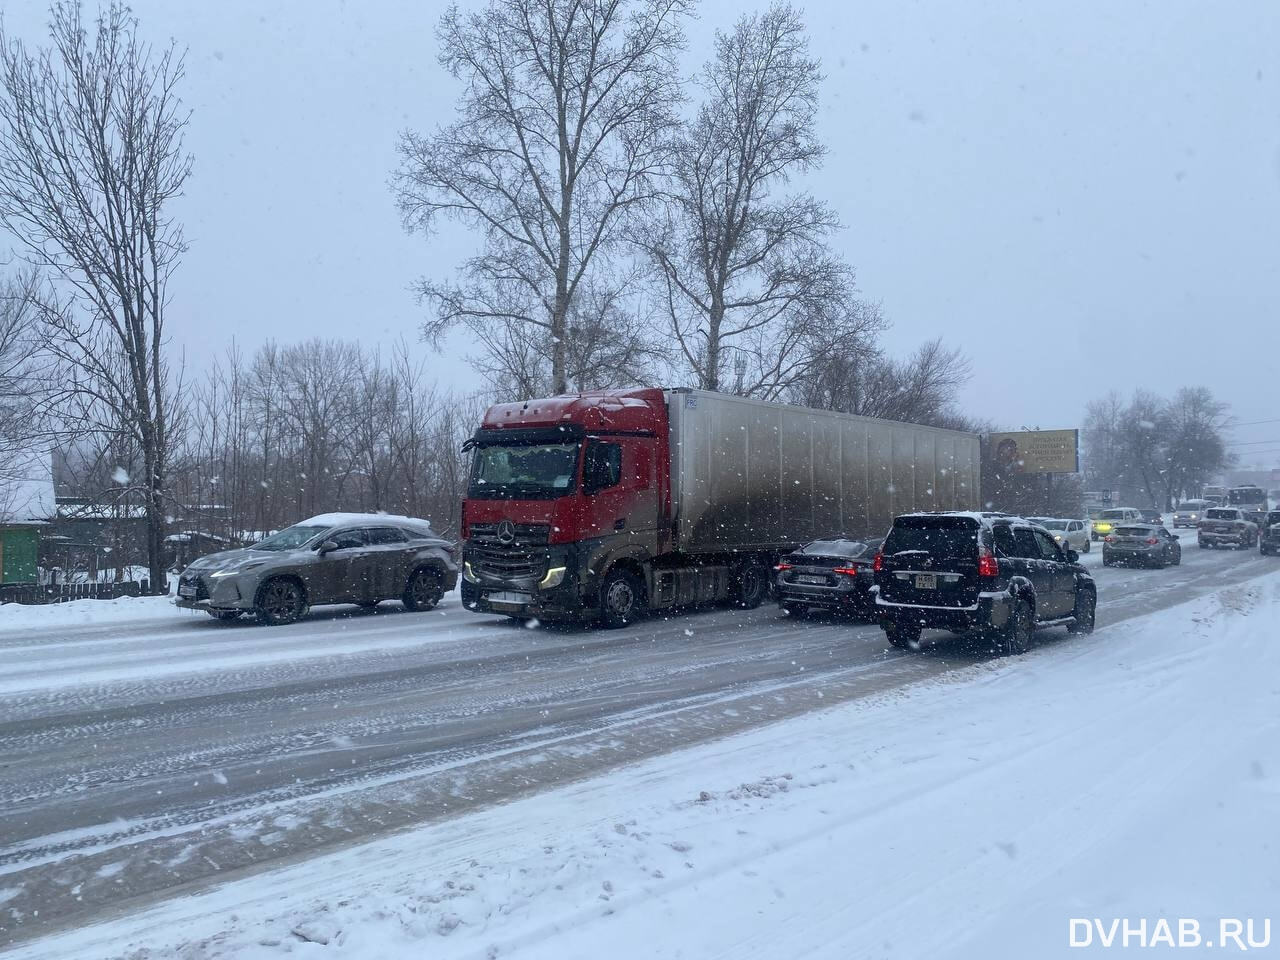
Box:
left=986, top=429, right=1079, bottom=475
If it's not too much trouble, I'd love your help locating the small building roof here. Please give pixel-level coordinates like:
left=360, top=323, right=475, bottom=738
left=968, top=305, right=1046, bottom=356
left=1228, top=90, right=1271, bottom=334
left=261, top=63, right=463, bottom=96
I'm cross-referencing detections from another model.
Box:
left=0, top=449, right=56, bottom=524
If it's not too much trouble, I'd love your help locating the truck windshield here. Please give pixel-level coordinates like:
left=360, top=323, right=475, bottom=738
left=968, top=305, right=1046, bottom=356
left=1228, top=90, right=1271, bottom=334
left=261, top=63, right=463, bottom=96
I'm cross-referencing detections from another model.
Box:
left=469, top=442, right=581, bottom=499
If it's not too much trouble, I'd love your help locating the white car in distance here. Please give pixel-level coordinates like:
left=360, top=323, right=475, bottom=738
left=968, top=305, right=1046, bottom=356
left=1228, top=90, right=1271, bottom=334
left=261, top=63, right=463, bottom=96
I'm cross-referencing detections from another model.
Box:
left=1037, top=518, right=1092, bottom=554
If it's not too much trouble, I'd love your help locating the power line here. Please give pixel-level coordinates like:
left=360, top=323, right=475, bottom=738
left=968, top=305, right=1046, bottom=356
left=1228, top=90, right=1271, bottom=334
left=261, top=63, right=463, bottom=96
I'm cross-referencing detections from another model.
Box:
left=1232, top=417, right=1280, bottom=427
left=1226, top=438, right=1280, bottom=446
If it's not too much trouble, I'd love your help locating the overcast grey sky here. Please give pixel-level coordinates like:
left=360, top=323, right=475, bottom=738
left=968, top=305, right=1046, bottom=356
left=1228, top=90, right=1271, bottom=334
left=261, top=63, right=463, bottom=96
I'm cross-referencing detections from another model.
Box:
left=4, top=0, right=1279, bottom=463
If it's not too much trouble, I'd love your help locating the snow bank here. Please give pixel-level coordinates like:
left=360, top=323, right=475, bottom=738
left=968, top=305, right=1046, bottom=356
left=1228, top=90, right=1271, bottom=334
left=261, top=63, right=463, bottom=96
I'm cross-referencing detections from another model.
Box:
left=14, top=572, right=1280, bottom=960
left=0, top=593, right=178, bottom=633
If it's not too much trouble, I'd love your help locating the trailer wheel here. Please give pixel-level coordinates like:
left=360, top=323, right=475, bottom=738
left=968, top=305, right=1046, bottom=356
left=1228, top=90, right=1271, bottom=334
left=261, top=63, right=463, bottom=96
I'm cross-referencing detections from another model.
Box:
left=731, top=565, right=767, bottom=609
left=599, top=568, right=643, bottom=628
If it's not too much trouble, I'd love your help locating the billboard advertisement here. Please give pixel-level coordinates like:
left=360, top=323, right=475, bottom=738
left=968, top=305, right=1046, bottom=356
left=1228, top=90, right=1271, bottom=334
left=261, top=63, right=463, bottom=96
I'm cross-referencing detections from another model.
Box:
left=986, top=429, right=1079, bottom=475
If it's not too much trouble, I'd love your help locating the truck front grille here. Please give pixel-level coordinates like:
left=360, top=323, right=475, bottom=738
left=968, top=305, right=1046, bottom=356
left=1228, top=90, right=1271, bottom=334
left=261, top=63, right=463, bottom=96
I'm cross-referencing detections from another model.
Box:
left=467, top=523, right=551, bottom=581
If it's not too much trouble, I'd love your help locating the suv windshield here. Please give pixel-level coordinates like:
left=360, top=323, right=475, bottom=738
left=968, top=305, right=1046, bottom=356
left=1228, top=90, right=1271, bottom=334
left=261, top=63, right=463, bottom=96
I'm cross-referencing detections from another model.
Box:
left=1040, top=520, right=1067, bottom=530
left=469, top=442, right=581, bottom=500
left=882, top=517, right=979, bottom=559
left=799, top=539, right=872, bottom=558
left=252, top=524, right=330, bottom=551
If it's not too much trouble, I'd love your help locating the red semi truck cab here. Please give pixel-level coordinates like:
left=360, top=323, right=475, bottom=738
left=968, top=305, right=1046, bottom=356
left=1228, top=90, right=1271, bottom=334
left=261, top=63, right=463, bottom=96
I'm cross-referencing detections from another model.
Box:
left=460, top=388, right=678, bottom=624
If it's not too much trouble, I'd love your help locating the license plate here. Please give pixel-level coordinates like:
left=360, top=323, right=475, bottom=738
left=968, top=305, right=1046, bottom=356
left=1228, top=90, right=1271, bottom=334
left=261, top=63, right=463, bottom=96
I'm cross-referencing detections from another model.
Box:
left=178, top=583, right=197, bottom=598
left=914, top=574, right=938, bottom=590
left=488, top=591, right=532, bottom=607
left=796, top=575, right=827, bottom=585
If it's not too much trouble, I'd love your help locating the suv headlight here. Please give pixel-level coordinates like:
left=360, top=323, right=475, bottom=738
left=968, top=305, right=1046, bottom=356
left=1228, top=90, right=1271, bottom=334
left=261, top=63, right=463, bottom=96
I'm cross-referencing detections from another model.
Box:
left=210, top=561, right=265, bottom=578
left=463, top=561, right=478, bottom=583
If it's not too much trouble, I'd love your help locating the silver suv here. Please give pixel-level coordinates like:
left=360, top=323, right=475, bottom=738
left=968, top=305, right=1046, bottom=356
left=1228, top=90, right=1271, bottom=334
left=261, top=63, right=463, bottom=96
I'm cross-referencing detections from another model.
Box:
left=176, top=513, right=458, bottom=624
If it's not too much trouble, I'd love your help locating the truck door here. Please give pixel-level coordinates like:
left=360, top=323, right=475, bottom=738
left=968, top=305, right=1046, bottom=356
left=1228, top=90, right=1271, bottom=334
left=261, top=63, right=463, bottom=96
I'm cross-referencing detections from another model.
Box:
left=580, top=437, right=656, bottom=544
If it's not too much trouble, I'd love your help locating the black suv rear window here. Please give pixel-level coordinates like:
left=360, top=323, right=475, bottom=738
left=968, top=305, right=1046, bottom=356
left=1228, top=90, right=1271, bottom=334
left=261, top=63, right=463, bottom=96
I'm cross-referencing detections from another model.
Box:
left=882, top=517, right=980, bottom=559
left=1205, top=509, right=1236, bottom=520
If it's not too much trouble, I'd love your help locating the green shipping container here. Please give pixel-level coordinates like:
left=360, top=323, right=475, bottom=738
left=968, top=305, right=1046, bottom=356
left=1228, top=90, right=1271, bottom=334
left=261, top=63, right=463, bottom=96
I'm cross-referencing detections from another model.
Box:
left=0, top=527, right=39, bottom=584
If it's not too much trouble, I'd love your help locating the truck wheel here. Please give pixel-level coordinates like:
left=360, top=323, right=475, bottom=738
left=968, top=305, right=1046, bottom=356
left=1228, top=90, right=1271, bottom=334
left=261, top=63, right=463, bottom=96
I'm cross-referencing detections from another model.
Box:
left=1068, top=590, right=1096, bottom=635
left=599, top=569, right=643, bottom=628
left=883, top=621, right=921, bottom=650
left=1000, top=600, right=1033, bottom=656
left=403, top=566, right=443, bottom=611
left=1081, top=539, right=1091, bottom=553
left=731, top=566, right=766, bottom=609
left=255, top=577, right=306, bottom=626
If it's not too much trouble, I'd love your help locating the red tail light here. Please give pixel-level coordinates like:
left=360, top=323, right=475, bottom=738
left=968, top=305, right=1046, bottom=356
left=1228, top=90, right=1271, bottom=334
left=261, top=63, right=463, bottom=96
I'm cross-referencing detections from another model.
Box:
left=977, top=549, right=999, bottom=578
left=832, top=566, right=862, bottom=576
left=1104, top=536, right=1114, bottom=543
left=774, top=562, right=792, bottom=571
left=872, top=551, right=883, bottom=573
left=1146, top=537, right=1159, bottom=545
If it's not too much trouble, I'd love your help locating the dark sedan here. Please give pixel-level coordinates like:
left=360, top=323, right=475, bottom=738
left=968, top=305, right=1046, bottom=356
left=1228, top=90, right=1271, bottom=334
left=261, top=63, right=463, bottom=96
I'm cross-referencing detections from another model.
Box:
left=1102, top=524, right=1182, bottom=568
left=776, top=537, right=880, bottom=617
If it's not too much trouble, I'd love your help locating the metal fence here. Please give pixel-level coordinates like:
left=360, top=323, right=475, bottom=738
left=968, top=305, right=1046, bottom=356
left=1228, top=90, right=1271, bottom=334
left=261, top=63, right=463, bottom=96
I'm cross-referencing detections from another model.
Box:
left=0, top=580, right=169, bottom=605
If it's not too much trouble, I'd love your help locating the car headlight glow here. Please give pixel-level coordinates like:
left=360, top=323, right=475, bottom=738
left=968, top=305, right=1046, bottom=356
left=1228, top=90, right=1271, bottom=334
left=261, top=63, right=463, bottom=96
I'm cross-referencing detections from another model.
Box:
left=539, top=566, right=566, bottom=589
left=210, top=561, right=265, bottom=578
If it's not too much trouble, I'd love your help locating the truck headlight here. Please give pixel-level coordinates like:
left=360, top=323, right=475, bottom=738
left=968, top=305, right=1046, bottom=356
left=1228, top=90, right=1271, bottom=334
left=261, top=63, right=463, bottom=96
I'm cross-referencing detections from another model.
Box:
left=539, top=566, right=566, bottom=589
left=463, top=561, right=478, bottom=583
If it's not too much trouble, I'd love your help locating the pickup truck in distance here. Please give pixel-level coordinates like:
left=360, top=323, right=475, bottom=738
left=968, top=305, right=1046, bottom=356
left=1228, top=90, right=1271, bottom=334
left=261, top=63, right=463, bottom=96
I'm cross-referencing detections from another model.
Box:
left=459, top=388, right=981, bottom=627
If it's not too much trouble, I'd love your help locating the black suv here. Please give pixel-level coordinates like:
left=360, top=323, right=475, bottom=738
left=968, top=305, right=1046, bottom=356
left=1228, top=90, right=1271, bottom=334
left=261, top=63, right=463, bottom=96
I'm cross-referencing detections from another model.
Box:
left=873, top=512, right=1097, bottom=655
left=1260, top=511, right=1280, bottom=557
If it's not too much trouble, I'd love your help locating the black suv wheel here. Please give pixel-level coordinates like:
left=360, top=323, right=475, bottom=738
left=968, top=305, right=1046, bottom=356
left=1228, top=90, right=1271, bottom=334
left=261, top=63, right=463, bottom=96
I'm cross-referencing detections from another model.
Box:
left=883, top=620, right=922, bottom=649
left=1000, top=599, right=1033, bottom=656
left=1068, top=589, right=1096, bottom=635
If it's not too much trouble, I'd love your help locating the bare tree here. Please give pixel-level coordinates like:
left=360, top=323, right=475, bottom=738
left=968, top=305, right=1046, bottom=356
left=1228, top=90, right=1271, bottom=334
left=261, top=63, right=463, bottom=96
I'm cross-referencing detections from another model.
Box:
left=1160, top=386, right=1230, bottom=505
left=0, top=3, right=192, bottom=589
left=1083, top=387, right=1232, bottom=508
left=797, top=336, right=973, bottom=428
left=0, top=272, right=44, bottom=459
left=642, top=3, right=868, bottom=398
left=395, top=0, right=689, bottom=395
left=465, top=273, right=666, bottom=400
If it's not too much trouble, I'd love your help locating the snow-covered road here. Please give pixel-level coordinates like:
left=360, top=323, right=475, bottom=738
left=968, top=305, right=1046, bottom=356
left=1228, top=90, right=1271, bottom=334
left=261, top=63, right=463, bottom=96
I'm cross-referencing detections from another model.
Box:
left=0, top=530, right=1274, bottom=951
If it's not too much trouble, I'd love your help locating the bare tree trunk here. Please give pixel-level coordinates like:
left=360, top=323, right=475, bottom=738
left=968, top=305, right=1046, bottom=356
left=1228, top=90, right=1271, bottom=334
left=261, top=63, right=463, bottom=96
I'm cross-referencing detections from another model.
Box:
left=0, top=3, right=191, bottom=587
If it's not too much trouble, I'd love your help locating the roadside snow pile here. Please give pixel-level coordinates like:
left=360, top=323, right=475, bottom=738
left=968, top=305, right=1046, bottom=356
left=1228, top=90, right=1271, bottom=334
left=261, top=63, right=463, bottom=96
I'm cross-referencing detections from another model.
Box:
left=16, top=572, right=1280, bottom=960
left=0, top=593, right=179, bottom=633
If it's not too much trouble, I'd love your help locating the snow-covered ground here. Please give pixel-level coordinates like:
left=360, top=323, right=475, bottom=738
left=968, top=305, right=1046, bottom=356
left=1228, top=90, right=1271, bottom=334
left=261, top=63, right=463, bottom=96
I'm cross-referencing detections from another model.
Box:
left=13, top=568, right=1279, bottom=960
